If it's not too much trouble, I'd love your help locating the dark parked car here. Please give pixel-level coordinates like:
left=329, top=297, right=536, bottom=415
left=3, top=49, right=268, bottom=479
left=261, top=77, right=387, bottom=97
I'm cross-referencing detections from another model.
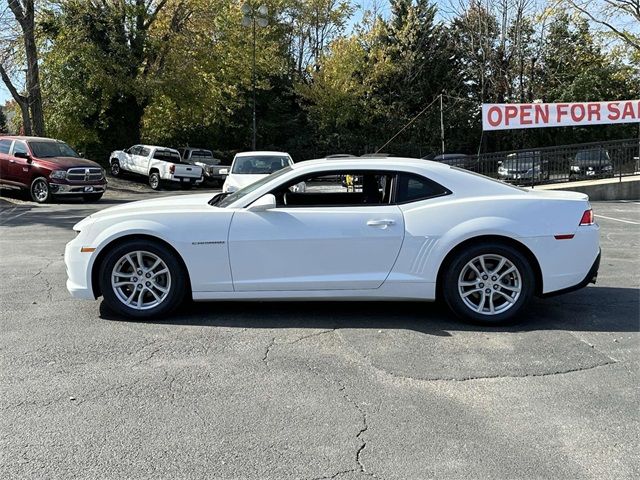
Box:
left=497, top=151, right=549, bottom=184
left=570, top=149, right=614, bottom=180
left=0, top=136, right=106, bottom=203
left=178, top=147, right=227, bottom=185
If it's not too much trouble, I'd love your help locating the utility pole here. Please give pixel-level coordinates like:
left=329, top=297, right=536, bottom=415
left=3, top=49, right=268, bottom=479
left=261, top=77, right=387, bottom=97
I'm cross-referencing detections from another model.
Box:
left=242, top=3, right=269, bottom=151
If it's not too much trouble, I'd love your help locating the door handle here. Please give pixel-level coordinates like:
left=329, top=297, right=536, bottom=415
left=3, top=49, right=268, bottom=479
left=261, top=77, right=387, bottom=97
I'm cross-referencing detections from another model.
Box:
left=367, top=219, right=395, bottom=227
left=9, top=159, right=15, bottom=163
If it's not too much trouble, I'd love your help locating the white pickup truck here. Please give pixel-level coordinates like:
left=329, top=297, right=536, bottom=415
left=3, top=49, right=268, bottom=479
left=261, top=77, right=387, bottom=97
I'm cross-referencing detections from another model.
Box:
left=109, top=144, right=204, bottom=190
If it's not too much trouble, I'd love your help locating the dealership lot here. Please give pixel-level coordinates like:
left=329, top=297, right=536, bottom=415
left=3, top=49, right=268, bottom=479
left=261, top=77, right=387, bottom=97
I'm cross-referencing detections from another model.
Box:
left=0, top=184, right=638, bottom=479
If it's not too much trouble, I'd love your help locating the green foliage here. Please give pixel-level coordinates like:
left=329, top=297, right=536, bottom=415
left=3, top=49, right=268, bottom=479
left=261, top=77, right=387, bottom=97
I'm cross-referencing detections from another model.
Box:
left=0, top=107, right=8, bottom=134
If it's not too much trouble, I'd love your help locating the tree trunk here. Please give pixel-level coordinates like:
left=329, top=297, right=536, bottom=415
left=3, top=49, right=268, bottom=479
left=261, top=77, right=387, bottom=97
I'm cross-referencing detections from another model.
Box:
left=6, top=0, right=44, bottom=136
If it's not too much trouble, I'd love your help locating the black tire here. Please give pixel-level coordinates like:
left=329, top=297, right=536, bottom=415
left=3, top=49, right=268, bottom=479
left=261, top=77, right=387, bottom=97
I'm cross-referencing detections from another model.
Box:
left=442, top=243, right=535, bottom=325
left=30, top=177, right=52, bottom=203
left=149, top=172, right=162, bottom=190
left=83, top=193, right=104, bottom=202
left=99, top=240, right=188, bottom=319
left=110, top=159, right=121, bottom=177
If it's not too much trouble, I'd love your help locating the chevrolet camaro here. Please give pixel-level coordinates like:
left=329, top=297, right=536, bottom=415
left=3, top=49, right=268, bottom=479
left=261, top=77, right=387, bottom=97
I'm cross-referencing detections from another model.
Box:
left=65, top=157, right=600, bottom=324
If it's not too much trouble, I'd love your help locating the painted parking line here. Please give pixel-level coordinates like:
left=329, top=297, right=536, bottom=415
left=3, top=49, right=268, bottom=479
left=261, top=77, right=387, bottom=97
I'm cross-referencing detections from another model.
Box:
left=595, top=214, right=640, bottom=225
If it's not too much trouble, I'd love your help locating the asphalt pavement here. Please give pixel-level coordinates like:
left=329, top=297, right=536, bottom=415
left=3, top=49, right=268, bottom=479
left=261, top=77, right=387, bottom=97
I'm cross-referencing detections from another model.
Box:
left=1, top=179, right=638, bottom=479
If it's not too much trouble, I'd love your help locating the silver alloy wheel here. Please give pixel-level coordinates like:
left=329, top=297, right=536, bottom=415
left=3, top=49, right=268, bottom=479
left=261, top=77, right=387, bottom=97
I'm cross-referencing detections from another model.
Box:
left=150, top=174, right=159, bottom=189
left=111, top=250, right=171, bottom=310
left=111, top=161, right=120, bottom=175
left=32, top=179, right=49, bottom=202
left=457, top=254, right=522, bottom=316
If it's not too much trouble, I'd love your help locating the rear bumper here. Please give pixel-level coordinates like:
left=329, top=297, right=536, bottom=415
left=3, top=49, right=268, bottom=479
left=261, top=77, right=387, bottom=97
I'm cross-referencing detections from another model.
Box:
left=541, top=249, right=601, bottom=298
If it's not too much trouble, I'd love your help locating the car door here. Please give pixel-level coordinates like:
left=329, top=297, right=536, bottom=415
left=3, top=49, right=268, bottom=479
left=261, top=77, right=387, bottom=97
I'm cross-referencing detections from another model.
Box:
left=122, top=145, right=141, bottom=172
left=134, top=146, right=152, bottom=175
left=227, top=171, right=405, bottom=291
left=0, top=139, right=13, bottom=183
left=8, top=140, right=32, bottom=186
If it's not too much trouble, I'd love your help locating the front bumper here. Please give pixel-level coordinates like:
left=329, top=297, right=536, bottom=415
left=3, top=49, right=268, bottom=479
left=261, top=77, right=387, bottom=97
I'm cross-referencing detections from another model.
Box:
left=50, top=183, right=107, bottom=195
left=64, top=236, right=96, bottom=299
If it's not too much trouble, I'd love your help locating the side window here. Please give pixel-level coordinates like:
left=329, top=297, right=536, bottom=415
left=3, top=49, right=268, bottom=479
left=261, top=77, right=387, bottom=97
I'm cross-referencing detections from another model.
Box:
left=0, top=139, right=11, bottom=155
left=395, top=173, right=450, bottom=203
left=12, top=141, right=28, bottom=156
left=130, top=145, right=142, bottom=155
left=140, top=147, right=151, bottom=157
left=273, top=171, right=393, bottom=207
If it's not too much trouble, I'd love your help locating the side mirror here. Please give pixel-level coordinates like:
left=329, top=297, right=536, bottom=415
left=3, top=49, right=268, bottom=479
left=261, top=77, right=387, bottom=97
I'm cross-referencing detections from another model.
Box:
left=248, top=193, right=276, bottom=212
left=78, top=151, right=84, bottom=158
left=497, top=160, right=503, bottom=166
left=15, top=151, right=31, bottom=161
left=219, top=168, right=228, bottom=175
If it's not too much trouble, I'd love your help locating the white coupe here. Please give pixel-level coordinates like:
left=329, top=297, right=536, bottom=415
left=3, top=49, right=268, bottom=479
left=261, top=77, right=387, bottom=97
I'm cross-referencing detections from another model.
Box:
left=65, top=157, right=600, bottom=324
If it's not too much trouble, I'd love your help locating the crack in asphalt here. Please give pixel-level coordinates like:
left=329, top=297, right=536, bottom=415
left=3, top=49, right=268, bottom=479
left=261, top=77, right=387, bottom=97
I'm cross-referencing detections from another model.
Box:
left=334, top=331, right=619, bottom=384
left=262, top=329, right=336, bottom=368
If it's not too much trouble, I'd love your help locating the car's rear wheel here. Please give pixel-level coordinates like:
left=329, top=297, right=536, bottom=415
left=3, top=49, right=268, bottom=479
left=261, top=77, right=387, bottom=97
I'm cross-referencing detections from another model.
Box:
left=442, top=243, right=535, bottom=325
left=99, top=240, right=187, bottom=318
left=149, top=172, right=161, bottom=190
left=30, top=177, right=51, bottom=203
left=110, top=160, right=121, bottom=177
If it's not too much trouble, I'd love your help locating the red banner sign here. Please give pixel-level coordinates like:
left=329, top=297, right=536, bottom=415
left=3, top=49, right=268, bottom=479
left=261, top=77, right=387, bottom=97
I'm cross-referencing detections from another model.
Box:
left=482, top=100, right=640, bottom=131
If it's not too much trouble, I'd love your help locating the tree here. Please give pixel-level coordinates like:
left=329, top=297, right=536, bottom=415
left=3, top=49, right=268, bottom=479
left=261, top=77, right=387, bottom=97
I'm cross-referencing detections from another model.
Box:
left=41, top=0, right=197, bottom=151
left=564, top=0, right=640, bottom=53
left=0, top=107, right=8, bottom=134
left=0, top=0, right=45, bottom=136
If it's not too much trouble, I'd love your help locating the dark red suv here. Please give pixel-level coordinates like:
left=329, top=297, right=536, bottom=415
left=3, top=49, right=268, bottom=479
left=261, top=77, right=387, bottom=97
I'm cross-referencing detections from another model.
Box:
left=0, top=136, right=107, bottom=203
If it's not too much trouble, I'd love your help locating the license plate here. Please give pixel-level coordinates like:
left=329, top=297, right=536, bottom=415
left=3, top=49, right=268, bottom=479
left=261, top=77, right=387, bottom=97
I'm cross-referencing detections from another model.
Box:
left=587, top=170, right=595, bottom=176
left=84, top=186, right=94, bottom=192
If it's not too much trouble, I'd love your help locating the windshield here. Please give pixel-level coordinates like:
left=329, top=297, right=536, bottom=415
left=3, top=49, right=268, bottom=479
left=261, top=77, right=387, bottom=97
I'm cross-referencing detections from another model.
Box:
left=503, top=158, right=536, bottom=169
left=231, top=155, right=290, bottom=174
left=575, top=150, right=610, bottom=165
left=29, top=141, right=79, bottom=158
left=214, top=166, right=293, bottom=208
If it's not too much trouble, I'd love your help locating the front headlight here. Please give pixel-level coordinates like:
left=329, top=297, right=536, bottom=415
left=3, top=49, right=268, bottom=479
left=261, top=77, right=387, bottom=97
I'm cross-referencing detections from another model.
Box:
left=50, top=170, right=67, bottom=180
left=603, top=164, right=613, bottom=171
left=570, top=165, right=581, bottom=173
left=498, top=167, right=507, bottom=174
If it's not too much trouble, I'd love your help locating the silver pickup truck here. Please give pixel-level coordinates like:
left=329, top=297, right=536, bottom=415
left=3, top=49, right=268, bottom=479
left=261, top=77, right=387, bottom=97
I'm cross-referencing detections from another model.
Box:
left=110, top=144, right=204, bottom=190
left=178, top=147, right=228, bottom=186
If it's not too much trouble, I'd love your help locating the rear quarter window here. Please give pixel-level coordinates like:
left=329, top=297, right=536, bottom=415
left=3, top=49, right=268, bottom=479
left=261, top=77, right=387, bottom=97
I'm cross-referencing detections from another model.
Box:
left=395, top=173, right=451, bottom=203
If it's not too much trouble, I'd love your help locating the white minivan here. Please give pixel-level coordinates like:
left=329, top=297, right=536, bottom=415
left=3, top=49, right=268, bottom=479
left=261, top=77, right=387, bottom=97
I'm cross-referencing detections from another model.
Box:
left=222, top=151, right=303, bottom=193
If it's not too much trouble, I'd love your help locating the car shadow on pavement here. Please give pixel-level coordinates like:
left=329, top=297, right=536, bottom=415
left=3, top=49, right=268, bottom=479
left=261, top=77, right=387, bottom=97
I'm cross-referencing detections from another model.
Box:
left=98, top=285, right=640, bottom=335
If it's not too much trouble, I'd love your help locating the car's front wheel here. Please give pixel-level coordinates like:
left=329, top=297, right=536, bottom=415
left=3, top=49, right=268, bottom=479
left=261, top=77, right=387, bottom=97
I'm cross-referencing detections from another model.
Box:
left=99, top=240, right=187, bottom=318
left=442, top=243, right=535, bottom=325
left=30, top=177, right=52, bottom=203
left=110, top=160, right=121, bottom=177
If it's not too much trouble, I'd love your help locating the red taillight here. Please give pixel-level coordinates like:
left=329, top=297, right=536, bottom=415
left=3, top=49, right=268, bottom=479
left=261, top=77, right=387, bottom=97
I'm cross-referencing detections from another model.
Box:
left=169, top=164, right=175, bottom=174
left=580, top=209, right=594, bottom=226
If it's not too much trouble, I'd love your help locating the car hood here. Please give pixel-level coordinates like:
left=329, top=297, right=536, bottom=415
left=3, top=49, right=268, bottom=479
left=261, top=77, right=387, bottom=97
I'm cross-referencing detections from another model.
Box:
left=76, top=193, right=216, bottom=229
left=36, top=156, right=102, bottom=169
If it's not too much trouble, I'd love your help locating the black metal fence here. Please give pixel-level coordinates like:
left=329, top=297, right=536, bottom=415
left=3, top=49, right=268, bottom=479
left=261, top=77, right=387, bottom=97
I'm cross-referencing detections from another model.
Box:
left=436, top=138, right=640, bottom=187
